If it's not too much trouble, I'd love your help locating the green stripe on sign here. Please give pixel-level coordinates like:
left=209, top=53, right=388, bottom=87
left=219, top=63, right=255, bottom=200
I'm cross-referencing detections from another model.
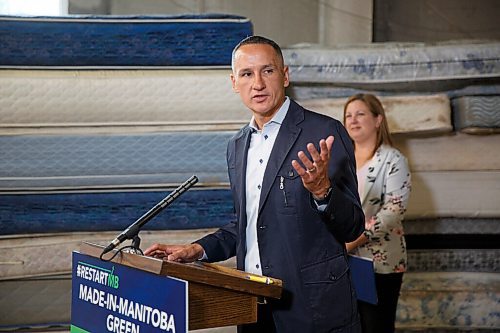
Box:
left=70, top=325, right=91, bottom=333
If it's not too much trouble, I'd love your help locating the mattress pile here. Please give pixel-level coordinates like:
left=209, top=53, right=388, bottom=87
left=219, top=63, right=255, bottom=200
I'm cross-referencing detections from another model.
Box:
left=282, top=41, right=500, bottom=330
left=0, top=14, right=252, bottom=330
left=1, top=15, right=499, bottom=331
left=285, top=41, right=500, bottom=217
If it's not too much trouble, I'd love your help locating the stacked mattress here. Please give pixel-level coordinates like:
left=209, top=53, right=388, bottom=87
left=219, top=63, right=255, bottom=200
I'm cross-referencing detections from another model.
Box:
left=0, top=14, right=252, bottom=330
left=284, top=40, right=500, bottom=91
left=1, top=16, right=500, bottom=331
left=283, top=41, right=500, bottom=330
left=0, top=14, right=253, bottom=67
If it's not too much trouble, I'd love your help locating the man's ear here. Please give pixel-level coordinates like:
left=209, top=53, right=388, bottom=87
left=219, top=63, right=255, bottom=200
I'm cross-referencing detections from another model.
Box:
left=283, top=66, right=290, bottom=88
left=230, top=73, right=239, bottom=93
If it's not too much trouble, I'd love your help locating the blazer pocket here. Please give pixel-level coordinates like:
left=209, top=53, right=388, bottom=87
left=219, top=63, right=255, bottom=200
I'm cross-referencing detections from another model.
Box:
left=300, top=253, right=349, bottom=284
left=277, top=169, right=300, bottom=215
left=300, top=254, right=354, bottom=328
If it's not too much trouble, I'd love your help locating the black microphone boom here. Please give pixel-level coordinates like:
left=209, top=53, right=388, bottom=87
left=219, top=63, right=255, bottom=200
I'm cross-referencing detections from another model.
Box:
left=101, top=175, right=199, bottom=256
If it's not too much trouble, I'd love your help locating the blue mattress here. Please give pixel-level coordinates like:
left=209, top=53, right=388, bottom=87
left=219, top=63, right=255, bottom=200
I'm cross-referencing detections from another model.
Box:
left=408, top=249, right=499, bottom=273
left=404, top=217, right=500, bottom=236
left=289, top=83, right=500, bottom=100
left=284, top=41, right=500, bottom=91
left=0, top=131, right=233, bottom=190
left=452, top=95, right=500, bottom=133
left=0, top=14, right=252, bottom=67
left=0, top=188, right=234, bottom=235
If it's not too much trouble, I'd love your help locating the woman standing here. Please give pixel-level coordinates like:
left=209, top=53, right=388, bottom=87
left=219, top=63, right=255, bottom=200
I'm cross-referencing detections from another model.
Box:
left=344, top=94, right=411, bottom=333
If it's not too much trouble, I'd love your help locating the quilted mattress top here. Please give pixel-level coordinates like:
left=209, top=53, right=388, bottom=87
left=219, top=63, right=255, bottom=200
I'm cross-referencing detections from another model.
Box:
left=0, top=14, right=253, bottom=67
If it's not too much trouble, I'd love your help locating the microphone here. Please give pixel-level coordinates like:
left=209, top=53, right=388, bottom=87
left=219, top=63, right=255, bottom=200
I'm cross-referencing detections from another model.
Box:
left=101, top=175, right=199, bottom=256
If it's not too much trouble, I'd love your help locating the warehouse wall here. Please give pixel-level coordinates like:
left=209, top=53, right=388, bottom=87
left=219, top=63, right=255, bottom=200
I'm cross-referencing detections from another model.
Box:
left=68, top=0, right=373, bottom=46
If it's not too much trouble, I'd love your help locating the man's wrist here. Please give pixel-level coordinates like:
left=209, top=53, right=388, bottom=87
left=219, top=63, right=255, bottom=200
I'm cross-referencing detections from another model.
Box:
left=312, top=186, right=333, bottom=202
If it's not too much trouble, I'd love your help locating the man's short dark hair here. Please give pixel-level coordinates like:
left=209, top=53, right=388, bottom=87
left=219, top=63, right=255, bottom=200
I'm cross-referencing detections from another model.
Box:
left=231, top=35, right=284, bottom=68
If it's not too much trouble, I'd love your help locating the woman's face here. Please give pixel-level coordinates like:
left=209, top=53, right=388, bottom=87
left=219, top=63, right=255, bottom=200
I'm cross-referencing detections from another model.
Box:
left=344, top=100, right=381, bottom=144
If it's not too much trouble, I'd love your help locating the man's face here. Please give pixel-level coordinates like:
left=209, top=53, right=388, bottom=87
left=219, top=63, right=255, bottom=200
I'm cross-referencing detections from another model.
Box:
left=230, top=43, right=289, bottom=126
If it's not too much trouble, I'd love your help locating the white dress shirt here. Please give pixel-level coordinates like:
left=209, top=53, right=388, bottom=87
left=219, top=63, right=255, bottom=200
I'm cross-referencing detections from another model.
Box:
left=244, top=97, right=290, bottom=275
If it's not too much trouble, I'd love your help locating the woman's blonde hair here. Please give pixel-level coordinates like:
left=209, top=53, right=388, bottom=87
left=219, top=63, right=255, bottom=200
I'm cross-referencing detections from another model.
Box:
left=343, top=93, right=393, bottom=156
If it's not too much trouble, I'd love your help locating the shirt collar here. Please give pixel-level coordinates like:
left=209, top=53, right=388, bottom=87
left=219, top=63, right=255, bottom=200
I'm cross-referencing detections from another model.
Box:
left=249, top=96, right=290, bottom=131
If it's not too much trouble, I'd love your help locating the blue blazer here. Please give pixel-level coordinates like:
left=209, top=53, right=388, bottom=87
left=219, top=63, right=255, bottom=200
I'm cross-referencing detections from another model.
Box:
left=197, top=99, right=364, bottom=332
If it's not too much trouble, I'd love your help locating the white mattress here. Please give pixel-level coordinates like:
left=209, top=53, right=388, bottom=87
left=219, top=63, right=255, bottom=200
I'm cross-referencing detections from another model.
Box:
left=0, top=229, right=233, bottom=280
left=0, top=274, right=71, bottom=328
left=394, top=133, right=500, bottom=172
left=300, top=94, right=452, bottom=134
left=407, top=171, right=500, bottom=219
left=0, top=69, right=248, bottom=134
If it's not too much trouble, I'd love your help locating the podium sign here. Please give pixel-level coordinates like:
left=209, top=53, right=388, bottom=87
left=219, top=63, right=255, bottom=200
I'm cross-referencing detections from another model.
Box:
left=71, top=252, right=188, bottom=333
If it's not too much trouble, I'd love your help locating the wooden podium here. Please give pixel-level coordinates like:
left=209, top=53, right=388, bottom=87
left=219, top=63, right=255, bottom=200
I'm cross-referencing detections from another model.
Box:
left=80, top=242, right=282, bottom=330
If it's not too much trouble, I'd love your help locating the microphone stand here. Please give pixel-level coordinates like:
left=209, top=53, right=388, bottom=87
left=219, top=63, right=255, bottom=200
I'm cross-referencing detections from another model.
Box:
left=128, top=235, right=142, bottom=255
left=100, top=175, right=199, bottom=257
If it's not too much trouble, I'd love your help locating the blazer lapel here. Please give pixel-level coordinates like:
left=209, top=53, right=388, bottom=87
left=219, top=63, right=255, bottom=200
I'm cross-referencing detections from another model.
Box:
left=361, top=146, right=386, bottom=205
left=258, top=101, right=302, bottom=215
left=234, top=126, right=254, bottom=229
left=360, top=163, right=375, bottom=205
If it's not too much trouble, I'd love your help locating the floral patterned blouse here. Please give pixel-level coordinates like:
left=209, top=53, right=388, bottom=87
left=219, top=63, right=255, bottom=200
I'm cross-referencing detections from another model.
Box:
left=352, top=145, right=411, bottom=274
